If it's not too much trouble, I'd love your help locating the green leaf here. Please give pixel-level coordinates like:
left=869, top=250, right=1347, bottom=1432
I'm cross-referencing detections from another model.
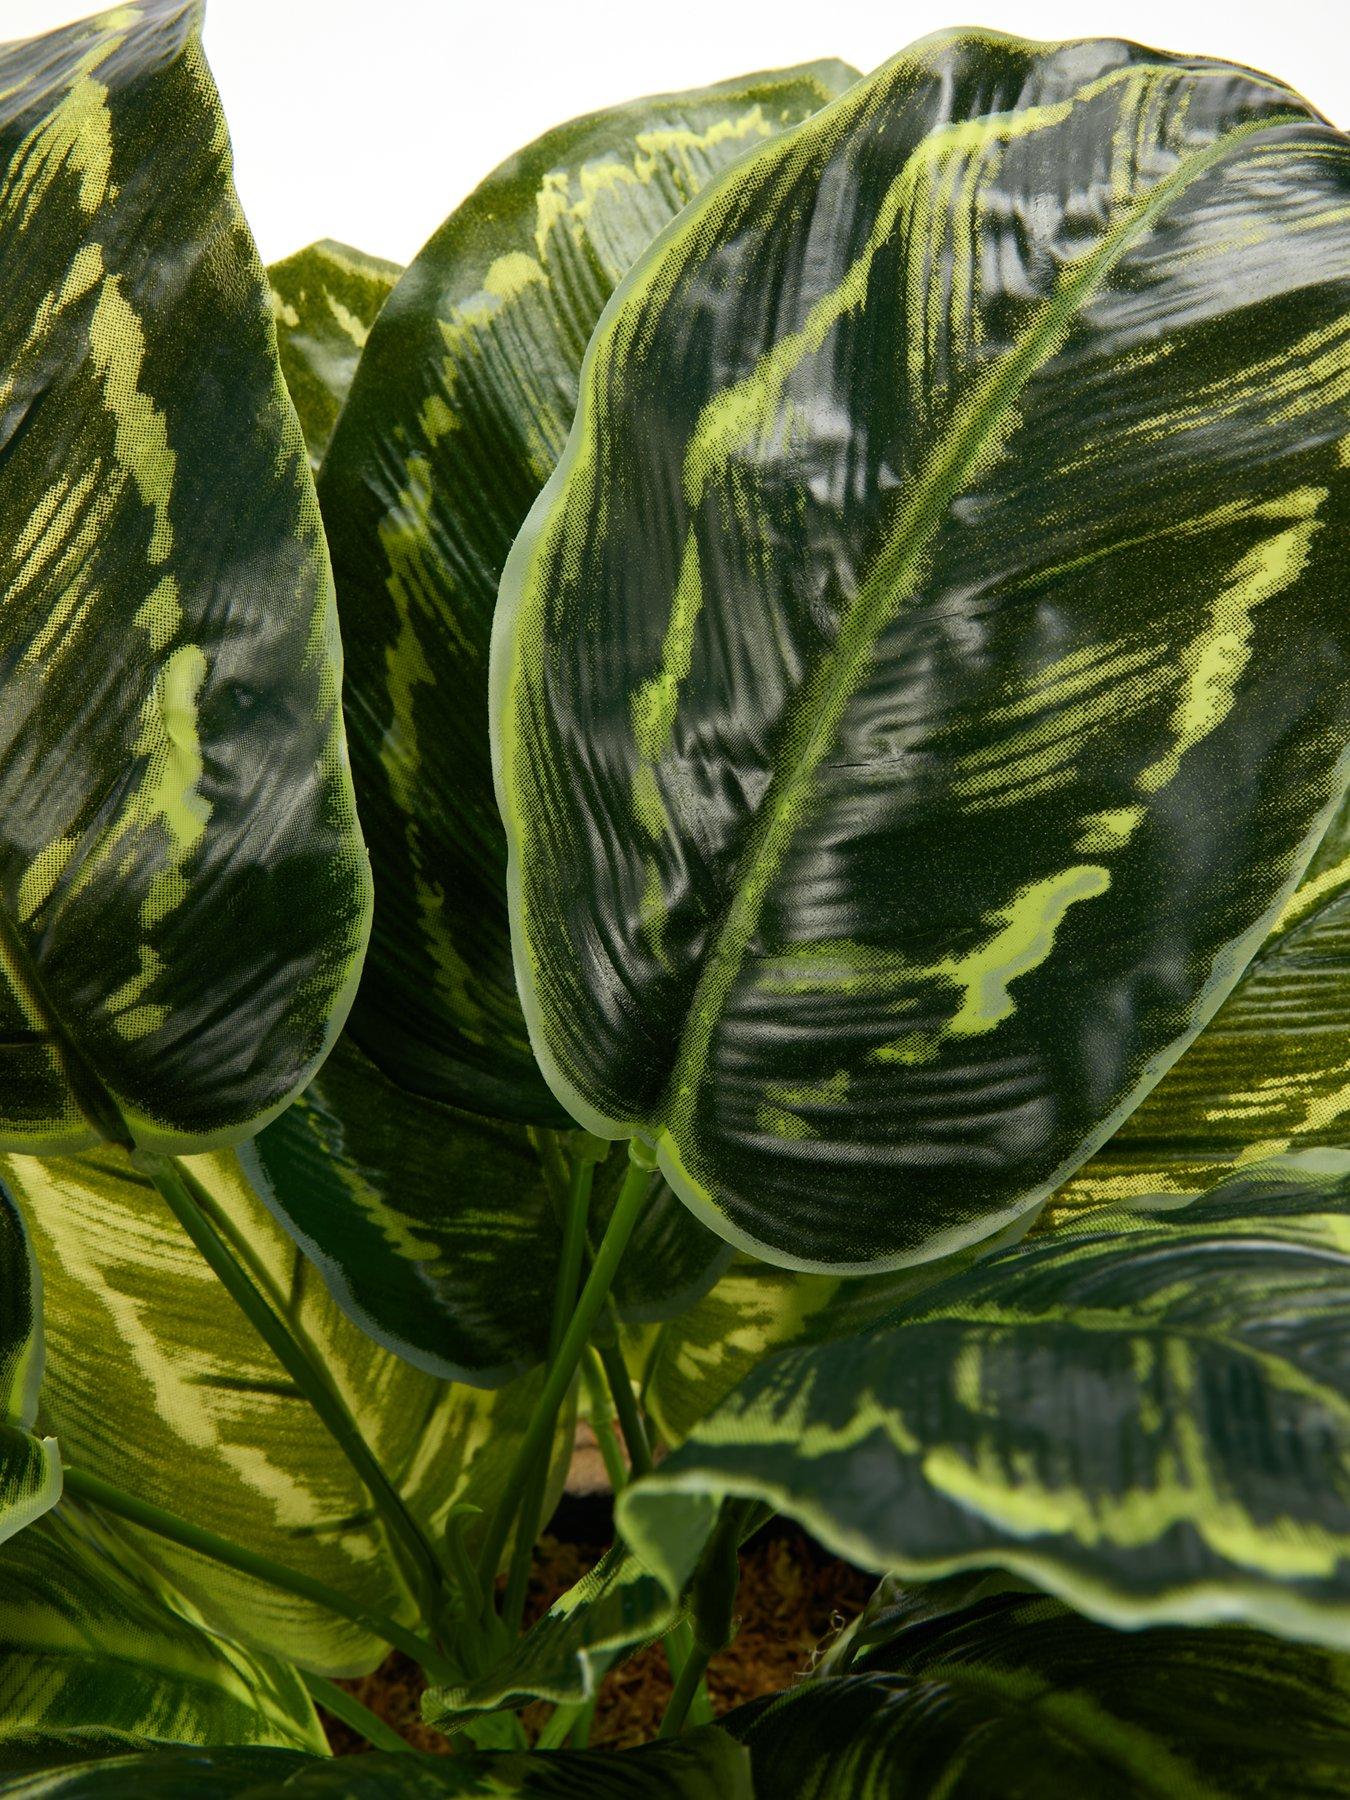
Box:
left=0, top=1, right=371, bottom=1154
left=618, top=1152, right=1350, bottom=1648
left=724, top=1589, right=1350, bottom=1798
left=1056, top=791, right=1350, bottom=1216
left=0, top=1178, right=60, bottom=1545
left=268, top=238, right=401, bottom=468
left=0, top=1508, right=325, bottom=1754
left=642, top=1222, right=1028, bottom=1446
left=245, top=1044, right=728, bottom=1383
left=6, top=1143, right=565, bottom=1675
left=493, top=28, right=1350, bottom=1270
left=322, top=59, right=858, bottom=1124
left=0, top=1727, right=750, bottom=1796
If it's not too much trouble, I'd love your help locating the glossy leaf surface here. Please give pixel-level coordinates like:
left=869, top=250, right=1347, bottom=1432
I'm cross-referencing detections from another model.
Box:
left=7, top=1144, right=561, bottom=1675
left=1055, top=790, right=1350, bottom=1216
left=495, top=28, right=1350, bottom=1268
left=619, top=1154, right=1350, bottom=1646
left=0, top=1729, right=749, bottom=1796
left=726, top=1589, right=1350, bottom=1797
left=0, top=1510, right=324, bottom=1753
left=269, top=238, right=400, bottom=467
left=0, top=1, right=371, bottom=1152
left=247, top=1049, right=728, bottom=1384
left=324, top=60, right=857, bottom=1122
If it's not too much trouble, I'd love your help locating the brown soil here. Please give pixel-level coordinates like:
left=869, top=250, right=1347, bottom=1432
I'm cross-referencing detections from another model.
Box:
left=326, top=1525, right=872, bottom=1755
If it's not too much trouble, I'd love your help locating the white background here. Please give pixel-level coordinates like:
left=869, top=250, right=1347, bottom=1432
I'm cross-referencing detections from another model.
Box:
left=7, top=0, right=1349, bottom=266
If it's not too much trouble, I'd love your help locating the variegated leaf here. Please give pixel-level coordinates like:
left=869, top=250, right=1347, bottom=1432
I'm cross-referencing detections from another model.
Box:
left=0, top=1728, right=749, bottom=1796
left=0, top=1508, right=324, bottom=1754
left=244, top=1039, right=728, bottom=1383
left=726, top=1588, right=1350, bottom=1797
left=0, top=0, right=371, bottom=1153
left=494, top=28, right=1350, bottom=1269
left=618, top=1153, right=1350, bottom=1647
left=322, top=60, right=858, bottom=1123
left=642, top=1223, right=1028, bottom=1446
left=269, top=238, right=400, bottom=468
left=1054, top=790, right=1350, bottom=1217
left=0, top=1181, right=59, bottom=1545
left=6, top=1144, right=568, bottom=1675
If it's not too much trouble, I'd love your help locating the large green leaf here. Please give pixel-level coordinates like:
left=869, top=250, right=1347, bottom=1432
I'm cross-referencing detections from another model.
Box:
left=0, top=1, right=371, bottom=1152
left=0, top=1728, right=749, bottom=1796
left=642, top=1219, right=1029, bottom=1446
left=322, top=60, right=858, bottom=1124
left=269, top=239, right=401, bottom=468
left=1056, top=790, right=1350, bottom=1216
left=0, top=1509, right=324, bottom=1754
left=618, top=1153, right=1350, bottom=1647
left=493, top=28, right=1350, bottom=1270
left=725, top=1588, right=1350, bottom=1797
left=244, top=1041, right=727, bottom=1383
left=6, top=1144, right=565, bottom=1675
left=0, top=1178, right=59, bottom=1545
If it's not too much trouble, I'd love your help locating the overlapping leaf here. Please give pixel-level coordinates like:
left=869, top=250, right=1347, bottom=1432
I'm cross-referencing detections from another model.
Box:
left=0, top=1509, right=324, bottom=1754
left=619, top=1154, right=1350, bottom=1647
left=642, top=1221, right=1028, bottom=1446
left=246, top=1043, right=728, bottom=1382
left=1055, top=790, right=1350, bottom=1217
left=269, top=239, right=400, bottom=467
left=7, top=1144, right=568, bottom=1674
left=725, top=1588, right=1350, bottom=1797
left=0, top=1728, right=748, bottom=1796
left=494, top=27, right=1350, bottom=1269
left=0, top=0, right=371, bottom=1153
left=322, top=59, right=858, bottom=1122
left=0, top=1180, right=59, bottom=1545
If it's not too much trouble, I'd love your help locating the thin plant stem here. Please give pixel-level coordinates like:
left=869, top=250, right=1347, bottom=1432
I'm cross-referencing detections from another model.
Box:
left=657, top=1640, right=712, bottom=1739
left=568, top=1695, right=599, bottom=1747
left=580, top=1349, right=628, bottom=1492
left=62, top=1463, right=455, bottom=1679
left=595, top=1339, right=653, bottom=1478
left=302, top=1673, right=413, bottom=1754
left=476, top=1145, right=653, bottom=1590
left=501, top=1145, right=598, bottom=1633
left=533, top=1698, right=589, bottom=1750
left=138, top=1152, right=448, bottom=1624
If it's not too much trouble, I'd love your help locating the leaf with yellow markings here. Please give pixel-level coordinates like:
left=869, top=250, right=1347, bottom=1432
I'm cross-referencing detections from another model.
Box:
left=0, top=0, right=370, bottom=1154
left=494, top=28, right=1350, bottom=1268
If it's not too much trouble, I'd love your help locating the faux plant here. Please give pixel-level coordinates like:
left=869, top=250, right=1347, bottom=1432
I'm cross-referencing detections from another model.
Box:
left=0, top=1, right=1347, bottom=1793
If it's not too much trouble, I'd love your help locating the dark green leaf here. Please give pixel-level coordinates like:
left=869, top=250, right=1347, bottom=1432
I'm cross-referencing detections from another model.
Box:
left=725, top=1589, right=1350, bottom=1797
left=494, top=28, right=1350, bottom=1268
left=1056, top=791, right=1350, bottom=1216
left=0, top=1, right=371, bottom=1153
left=0, top=1727, right=750, bottom=1796
left=323, top=60, right=858, bottom=1123
left=269, top=238, right=400, bottom=467
left=246, top=1046, right=728, bottom=1383
left=618, top=1153, right=1350, bottom=1646
left=0, top=1509, right=324, bottom=1752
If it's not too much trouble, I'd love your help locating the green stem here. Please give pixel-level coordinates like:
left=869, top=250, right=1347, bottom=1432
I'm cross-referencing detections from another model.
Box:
left=476, top=1144, right=653, bottom=1589
left=595, top=1339, right=653, bottom=1479
left=63, top=1464, right=454, bottom=1679
left=303, top=1673, right=413, bottom=1754
left=581, top=1349, right=628, bottom=1492
left=657, top=1640, right=712, bottom=1739
left=138, top=1153, right=447, bottom=1623
left=501, top=1146, right=598, bottom=1633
